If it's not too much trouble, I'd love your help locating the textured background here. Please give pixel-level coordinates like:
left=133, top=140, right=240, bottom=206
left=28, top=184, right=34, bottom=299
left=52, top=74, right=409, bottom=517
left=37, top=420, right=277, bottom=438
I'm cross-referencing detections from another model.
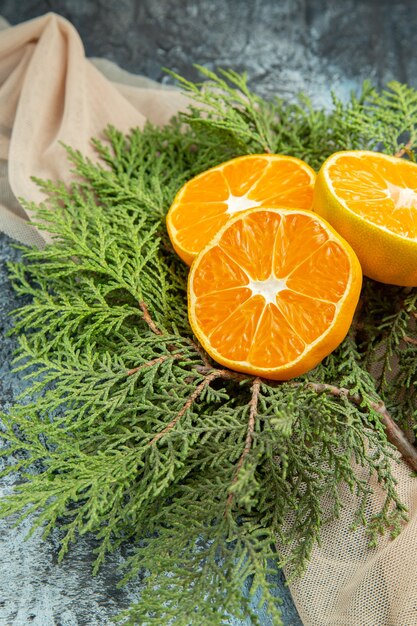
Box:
left=2, top=0, right=417, bottom=105
left=0, top=1, right=415, bottom=624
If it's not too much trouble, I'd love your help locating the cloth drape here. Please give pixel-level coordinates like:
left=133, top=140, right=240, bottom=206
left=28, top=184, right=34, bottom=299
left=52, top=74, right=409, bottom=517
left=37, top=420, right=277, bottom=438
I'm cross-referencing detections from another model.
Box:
left=0, top=12, right=189, bottom=246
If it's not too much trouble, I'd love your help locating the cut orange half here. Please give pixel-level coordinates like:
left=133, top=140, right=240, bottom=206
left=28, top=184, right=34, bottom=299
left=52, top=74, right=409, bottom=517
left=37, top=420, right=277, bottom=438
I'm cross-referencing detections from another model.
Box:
left=188, top=208, right=362, bottom=380
left=167, top=154, right=316, bottom=265
left=313, top=150, right=417, bottom=286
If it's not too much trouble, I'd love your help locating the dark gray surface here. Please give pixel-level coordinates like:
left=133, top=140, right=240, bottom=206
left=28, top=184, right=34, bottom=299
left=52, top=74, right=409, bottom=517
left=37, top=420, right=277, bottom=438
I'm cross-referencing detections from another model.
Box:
left=1, top=0, right=417, bottom=106
left=0, top=1, right=414, bottom=624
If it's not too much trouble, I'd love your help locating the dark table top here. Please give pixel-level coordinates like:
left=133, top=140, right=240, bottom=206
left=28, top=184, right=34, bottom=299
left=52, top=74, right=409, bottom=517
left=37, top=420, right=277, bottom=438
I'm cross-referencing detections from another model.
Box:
left=0, top=1, right=415, bottom=624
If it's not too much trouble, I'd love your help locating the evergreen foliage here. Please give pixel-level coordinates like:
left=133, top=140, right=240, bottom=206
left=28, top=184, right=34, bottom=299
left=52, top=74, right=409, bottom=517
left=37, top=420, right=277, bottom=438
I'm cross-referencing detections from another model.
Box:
left=1, top=68, right=417, bottom=625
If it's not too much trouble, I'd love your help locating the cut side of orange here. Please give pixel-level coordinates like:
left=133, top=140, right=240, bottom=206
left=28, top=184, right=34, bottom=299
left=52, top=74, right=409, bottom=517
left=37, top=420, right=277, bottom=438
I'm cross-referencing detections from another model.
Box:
left=313, top=150, right=417, bottom=285
left=167, top=154, right=316, bottom=265
left=188, top=208, right=362, bottom=380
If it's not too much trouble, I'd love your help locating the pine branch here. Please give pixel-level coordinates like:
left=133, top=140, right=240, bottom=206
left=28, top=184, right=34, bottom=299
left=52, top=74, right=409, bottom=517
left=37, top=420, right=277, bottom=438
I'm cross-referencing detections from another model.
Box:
left=189, top=364, right=417, bottom=472
left=196, top=364, right=249, bottom=382
left=394, top=137, right=414, bottom=158
left=126, top=353, right=180, bottom=376
left=139, top=299, right=163, bottom=335
left=303, top=381, right=417, bottom=472
left=404, top=335, right=417, bottom=347
left=2, top=69, right=417, bottom=624
left=149, top=369, right=222, bottom=445
left=170, top=65, right=276, bottom=155
left=337, top=81, right=417, bottom=155
left=226, top=377, right=261, bottom=511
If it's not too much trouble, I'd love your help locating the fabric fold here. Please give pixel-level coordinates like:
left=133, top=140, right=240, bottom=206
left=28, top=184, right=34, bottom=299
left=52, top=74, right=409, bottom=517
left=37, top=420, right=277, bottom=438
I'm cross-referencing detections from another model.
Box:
left=0, top=12, right=189, bottom=244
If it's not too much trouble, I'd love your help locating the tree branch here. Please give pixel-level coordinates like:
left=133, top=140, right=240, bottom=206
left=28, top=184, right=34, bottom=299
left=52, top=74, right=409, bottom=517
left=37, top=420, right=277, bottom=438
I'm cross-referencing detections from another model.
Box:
left=148, top=370, right=221, bottom=445
left=196, top=364, right=250, bottom=382
left=185, top=337, right=212, bottom=368
left=134, top=322, right=417, bottom=469
left=138, top=302, right=213, bottom=371
left=226, top=377, right=261, bottom=511
left=395, top=138, right=413, bottom=158
left=139, top=300, right=162, bottom=335
left=404, top=335, right=417, bottom=346
left=304, top=382, right=417, bottom=472
left=127, top=354, right=180, bottom=376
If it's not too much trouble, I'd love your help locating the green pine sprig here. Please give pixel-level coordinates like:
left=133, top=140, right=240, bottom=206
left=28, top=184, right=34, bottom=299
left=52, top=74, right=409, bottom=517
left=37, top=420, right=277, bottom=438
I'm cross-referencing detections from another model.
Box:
left=1, top=69, right=417, bottom=625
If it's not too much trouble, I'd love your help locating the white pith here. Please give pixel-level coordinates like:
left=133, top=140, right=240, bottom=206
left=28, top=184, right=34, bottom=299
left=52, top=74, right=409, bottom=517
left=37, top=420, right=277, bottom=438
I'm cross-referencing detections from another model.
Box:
left=247, top=275, right=287, bottom=305
left=386, top=181, right=417, bottom=209
left=225, top=193, right=262, bottom=214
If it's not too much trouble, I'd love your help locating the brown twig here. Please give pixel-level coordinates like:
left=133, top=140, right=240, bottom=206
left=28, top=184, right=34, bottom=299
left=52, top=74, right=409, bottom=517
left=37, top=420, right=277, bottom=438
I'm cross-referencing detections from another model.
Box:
left=139, top=300, right=162, bottom=335
left=185, top=337, right=212, bottom=368
left=380, top=411, right=417, bottom=469
left=303, top=382, right=417, bottom=472
left=148, top=370, right=221, bottom=445
left=225, top=377, right=261, bottom=511
left=138, top=296, right=417, bottom=469
left=394, top=138, right=413, bottom=159
left=196, top=364, right=250, bottom=382
left=404, top=335, right=417, bottom=346
left=127, top=354, right=180, bottom=376
left=138, top=301, right=212, bottom=369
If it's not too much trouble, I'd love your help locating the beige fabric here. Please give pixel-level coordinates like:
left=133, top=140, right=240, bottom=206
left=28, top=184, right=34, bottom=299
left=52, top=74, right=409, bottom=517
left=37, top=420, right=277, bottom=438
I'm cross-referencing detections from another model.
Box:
left=285, top=454, right=417, bottom=625
left=0, top=12, right=189, bottom=245
left=1, top=12, right=417, bottom=626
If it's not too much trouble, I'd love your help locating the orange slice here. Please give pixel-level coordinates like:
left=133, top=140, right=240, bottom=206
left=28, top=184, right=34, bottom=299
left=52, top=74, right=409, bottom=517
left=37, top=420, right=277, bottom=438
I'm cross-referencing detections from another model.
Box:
left=167, top=154, right=316, bottom=265
left=188, top=208, right=362, bottom=380
left=313, top=150, right=417, bottom=285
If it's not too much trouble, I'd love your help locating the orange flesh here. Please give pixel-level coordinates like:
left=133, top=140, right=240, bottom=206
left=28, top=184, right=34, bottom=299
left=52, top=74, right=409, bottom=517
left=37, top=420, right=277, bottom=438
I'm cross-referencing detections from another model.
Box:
left=328, top=154, right=417, bottom=238
left=192, top=211, right=352, bottom=369
left=170, top=156, right=315, bottom=259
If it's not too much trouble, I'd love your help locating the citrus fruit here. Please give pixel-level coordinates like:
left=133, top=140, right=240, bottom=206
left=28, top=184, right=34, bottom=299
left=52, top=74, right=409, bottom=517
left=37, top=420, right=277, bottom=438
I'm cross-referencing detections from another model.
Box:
left=167, top=154, right=316, bottom=265
left=313, top=150, right=417, bottom=286
left=188, top=207, right=362, bottom=380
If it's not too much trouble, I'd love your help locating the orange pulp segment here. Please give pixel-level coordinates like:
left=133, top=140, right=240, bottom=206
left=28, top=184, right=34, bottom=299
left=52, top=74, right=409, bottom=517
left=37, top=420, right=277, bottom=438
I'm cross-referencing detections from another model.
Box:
left=188, top=208, right=362, bottom=380
left=167, top=154, right=316, bottom=265
left=313, top=150, right=417, bottom=285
